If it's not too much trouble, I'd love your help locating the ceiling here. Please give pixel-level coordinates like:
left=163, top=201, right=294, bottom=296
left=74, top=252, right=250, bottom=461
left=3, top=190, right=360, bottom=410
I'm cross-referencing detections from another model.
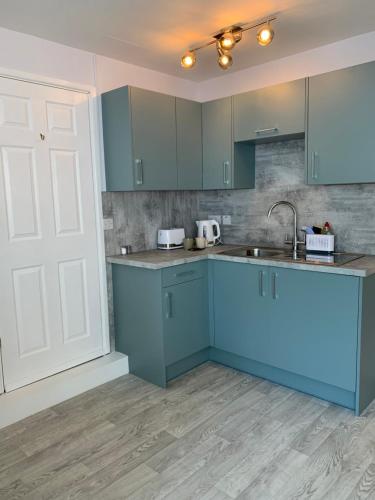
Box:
left=0, top=0, right=375, bottom=81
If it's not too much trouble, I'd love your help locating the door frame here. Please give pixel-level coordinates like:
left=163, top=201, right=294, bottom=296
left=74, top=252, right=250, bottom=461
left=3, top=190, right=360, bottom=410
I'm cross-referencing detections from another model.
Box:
left=0, top=66, right=111, bottom=357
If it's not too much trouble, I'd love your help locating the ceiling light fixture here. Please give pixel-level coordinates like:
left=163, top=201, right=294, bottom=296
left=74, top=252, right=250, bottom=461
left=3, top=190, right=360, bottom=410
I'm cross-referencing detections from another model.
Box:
left=180, top=17, right=276, bottom=71
left=180, top=50, right=196, bottom=69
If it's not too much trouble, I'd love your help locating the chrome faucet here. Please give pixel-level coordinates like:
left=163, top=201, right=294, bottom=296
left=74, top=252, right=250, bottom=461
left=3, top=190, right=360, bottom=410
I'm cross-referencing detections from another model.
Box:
left=267, top=201, right=305, bottom=259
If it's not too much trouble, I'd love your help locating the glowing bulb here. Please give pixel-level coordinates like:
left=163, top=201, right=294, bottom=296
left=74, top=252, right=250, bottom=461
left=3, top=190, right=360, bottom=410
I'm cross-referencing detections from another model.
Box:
left=181, top=51, right=196, bottom=69
left=257, top=24, right=274, bottom=46
left=218, top=52, right=233, bottom=70
left=219, top=32, right=236, bottom=50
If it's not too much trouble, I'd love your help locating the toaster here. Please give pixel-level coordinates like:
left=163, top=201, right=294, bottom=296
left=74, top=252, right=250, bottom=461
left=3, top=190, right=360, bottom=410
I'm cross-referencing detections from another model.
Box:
left=157, top=228, right=185, bottom=250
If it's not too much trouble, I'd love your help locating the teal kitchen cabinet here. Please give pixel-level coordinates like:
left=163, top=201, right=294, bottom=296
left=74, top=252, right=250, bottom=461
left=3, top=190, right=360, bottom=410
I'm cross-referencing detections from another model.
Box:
left=102, top=86, right=177, bottom=191
left=233, top=79, right=306, bottom=142
left=307, top=61, right=375, bottom=184
left=176, top=98, right=202, bottom=189
left=212, top=260, right=360, bottom=410
left=213, top=261, right=270, bottom=360
left=202, top=97, right=255, bottom=190
left=112, top=261, right=209, bottom=387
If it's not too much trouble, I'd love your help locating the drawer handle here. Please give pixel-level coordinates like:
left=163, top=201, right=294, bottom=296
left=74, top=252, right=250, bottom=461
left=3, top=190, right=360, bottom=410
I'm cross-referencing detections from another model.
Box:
left=259, top=270, right=266, bottom=297
left=135, top=158, right=143, bottom=185
left=165, top=292, right=172, bottom=319
left=272, top=272, right=279, bottom=300
left=174, top=270, right=195, bottom=278
left=255, top=127, right=278, bottom=135
left=311, top=152, right=319, bottom=180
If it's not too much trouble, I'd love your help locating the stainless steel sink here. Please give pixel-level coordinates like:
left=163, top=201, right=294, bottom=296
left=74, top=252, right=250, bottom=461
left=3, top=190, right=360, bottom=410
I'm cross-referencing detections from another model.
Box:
left=221, top=247, right=285, bottom=258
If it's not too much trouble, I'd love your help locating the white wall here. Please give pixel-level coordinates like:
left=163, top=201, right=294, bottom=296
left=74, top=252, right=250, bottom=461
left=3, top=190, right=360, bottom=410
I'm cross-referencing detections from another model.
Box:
left=197, top=30, right=375, bottom=102
left=95, top=55, right=199, bottom=99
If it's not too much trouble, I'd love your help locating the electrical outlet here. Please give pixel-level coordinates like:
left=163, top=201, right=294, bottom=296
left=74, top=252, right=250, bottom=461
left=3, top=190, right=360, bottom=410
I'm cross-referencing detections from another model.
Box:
left=222, top=215, right=232, bottom=225
left=208, top=214, right=222, bottom=223
left=103, top=217, right=114, bottom=230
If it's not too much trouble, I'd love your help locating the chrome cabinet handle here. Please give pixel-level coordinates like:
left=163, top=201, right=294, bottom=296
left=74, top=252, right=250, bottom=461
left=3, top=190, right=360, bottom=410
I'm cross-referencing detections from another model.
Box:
left=135, top=158, right=143, bottom=185
left=255, top=127, right=278, bottom=135
left=259, top=270, right=266, bottom=297
left=272, top=272, right=279, bottom=300
left=223, top=161, right=230, bottom=185
left=165, top=292, right=172, bottom=319
left=311, top=152, right=319, bottom=180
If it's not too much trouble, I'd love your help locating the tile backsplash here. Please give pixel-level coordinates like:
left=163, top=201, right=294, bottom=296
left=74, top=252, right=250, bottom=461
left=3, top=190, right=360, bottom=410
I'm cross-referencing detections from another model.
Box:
left=102, top=138, right=375, bottom=256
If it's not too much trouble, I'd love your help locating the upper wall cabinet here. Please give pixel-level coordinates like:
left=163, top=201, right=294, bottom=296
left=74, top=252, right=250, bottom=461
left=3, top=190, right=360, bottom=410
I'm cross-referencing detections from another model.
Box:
left=307, top=62, right=375, bottom=185
left=102, top=86, right=178, bottom=191
left=176, top=98, right=202, bottom=190
left=202, top=97, right=255, bottom=190
left=233, top=79, right=306, bottom=142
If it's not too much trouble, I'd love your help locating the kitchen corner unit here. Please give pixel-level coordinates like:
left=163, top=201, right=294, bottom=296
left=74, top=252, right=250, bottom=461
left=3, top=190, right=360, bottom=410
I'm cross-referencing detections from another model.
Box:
left=110, top=248, right=375, bottom=415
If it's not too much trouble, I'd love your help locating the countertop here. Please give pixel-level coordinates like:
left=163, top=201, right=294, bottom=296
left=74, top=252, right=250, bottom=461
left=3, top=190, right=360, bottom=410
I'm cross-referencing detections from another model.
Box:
left=107, top=245, right=375, bottom=277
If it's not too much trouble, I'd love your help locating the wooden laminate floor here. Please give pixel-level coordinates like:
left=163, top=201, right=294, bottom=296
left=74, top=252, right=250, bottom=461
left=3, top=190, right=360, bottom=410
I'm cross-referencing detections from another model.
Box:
left=1, top=362, right=375, bottom=500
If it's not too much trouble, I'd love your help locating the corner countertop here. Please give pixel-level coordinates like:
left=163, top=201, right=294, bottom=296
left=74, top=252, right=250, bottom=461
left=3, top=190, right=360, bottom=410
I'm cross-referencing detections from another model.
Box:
left=107, top=245, right=375, bottom=277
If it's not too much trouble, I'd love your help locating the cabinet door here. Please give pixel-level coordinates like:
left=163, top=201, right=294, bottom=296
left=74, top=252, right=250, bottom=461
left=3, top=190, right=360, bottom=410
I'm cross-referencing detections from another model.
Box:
left=267, top=267, right=359, bottom=391
left=308, top=62, right=375, bottom=184
left=163, top=278, right=209, bottom=366
left=213, top=261, right=270, bottom=360
left=131, top=87, right=177, bottom=190
left=234, top=79, right=305, bottom=142
left=202, top=97, right=232, bottom=189
left=176, top=98, right=202, bottom=189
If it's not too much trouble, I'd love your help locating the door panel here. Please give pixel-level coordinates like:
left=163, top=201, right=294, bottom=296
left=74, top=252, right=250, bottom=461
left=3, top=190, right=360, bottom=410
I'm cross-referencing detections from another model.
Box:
left=163, top=278, right=209, bottom=366
left=12, top=265, right=50, bottom=357
left=202, top=97, right=232, bottom=189
left=308, top=61, right=375, bottom=184
left=234, top=79, right=305, bottom=142
left=2, top=146, right=40, bottom=240
left=50, top=149, right=82, bottom=235
left=130, top=87, right=177, bottom=190
left=268, top=267, right=359, bottom=391
left=0, top=77, right=104, bottom=391
left=213, top=261, right=270, bottom=360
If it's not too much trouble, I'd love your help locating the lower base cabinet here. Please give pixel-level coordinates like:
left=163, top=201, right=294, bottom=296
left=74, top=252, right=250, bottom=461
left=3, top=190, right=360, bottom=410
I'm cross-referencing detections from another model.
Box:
left=112, top=258, right=375, bottom=414
left=213, top=261, right=358, bottom=392
left=112, top=261, right=209, bottom=387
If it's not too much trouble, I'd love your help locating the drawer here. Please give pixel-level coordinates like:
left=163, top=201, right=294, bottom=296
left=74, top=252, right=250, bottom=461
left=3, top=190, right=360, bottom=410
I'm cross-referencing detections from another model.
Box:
left=162, top=261, right=205, bottom=287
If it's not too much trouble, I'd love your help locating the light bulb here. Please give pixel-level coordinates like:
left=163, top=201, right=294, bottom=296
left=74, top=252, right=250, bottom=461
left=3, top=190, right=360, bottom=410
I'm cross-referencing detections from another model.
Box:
left=219, top=32, right=236, bottom=51
left=218, top=51, right=233, bottom=70
left=257, top=24, right=274, bottom=46
left=181, top=51, right=196, bottom=69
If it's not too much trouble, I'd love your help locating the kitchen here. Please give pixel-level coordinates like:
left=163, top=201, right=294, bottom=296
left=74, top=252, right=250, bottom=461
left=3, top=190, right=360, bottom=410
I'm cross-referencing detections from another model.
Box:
left=1, top=1, right=375, bottom=498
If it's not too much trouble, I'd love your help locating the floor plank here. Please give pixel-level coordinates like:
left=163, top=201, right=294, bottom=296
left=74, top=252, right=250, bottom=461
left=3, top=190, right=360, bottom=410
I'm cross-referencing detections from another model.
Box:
left=0, top=362, right=373, bottom=500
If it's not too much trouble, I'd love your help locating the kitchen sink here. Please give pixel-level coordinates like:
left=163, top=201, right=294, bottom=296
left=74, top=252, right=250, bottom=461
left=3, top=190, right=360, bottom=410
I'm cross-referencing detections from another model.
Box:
left=221, top=246, right=285, bottom=258
left=221, top=246, right=364, bottom=266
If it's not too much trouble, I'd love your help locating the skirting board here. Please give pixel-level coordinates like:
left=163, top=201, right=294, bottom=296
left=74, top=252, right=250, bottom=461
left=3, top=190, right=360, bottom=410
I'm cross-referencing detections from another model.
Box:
left=0, top=352, right=129, bottom=429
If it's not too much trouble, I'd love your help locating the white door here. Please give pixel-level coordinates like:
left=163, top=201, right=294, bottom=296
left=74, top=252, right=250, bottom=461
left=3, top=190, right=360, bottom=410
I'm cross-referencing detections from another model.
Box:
left=0, top=77, right=105, bottom=391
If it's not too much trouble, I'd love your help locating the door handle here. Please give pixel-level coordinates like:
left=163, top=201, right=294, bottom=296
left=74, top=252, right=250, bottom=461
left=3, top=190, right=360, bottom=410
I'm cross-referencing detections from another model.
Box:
left=165, top=292, right=172, bottom=319
left=311, top=152, right=319, bottom=180
left=223, top=161, right=230, bottom=185
left=135, top=158, right=143, bottom=185
left=174, top=270, right=195, bottom=278
left=259, top=270, right=266, bottom=297
left=272, top=272, right=279, bottom=300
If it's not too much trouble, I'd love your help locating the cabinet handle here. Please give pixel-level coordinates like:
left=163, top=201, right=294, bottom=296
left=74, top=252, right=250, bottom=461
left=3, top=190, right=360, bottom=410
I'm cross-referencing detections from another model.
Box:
left=174, top=270, right=195, bottom=278
left=311, top=152, right=319, bottom=180
left=272, top=272, right=279, bottom=300
left=255, top=127, right=278, bottom=135
left=135, top=158, right=143, bottom=185
left=259, top=270, right=266, bottom=297
left=165, top=292, right=172, bottom=319
left=223, top=161, right=230, bottom=185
